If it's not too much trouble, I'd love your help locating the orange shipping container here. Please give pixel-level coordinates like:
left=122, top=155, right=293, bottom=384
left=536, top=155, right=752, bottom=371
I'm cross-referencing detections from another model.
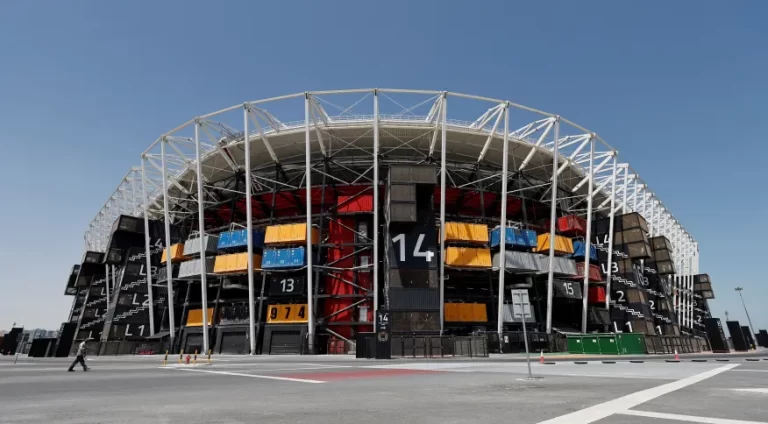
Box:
left=186, top=308, right=215, bottom=327
left=213, top=253, right=262, bottom=274
left=534, top=234, right=574, bottom=255
left=444, top=222, right=490, bottom=244
left=444, top=247, right=492, bottom=268
left=161, top=243, right=189, bottom=263
left=264, top=223, right=320, bottom=245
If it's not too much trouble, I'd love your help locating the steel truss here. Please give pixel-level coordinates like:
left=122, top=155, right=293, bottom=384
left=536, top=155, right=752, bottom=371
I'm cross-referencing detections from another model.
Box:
left=82, top=89, right=700, bottom=344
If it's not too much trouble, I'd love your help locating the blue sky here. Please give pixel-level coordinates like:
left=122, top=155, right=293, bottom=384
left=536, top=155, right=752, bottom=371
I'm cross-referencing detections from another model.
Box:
left=1, top=1, right=766, bottom=332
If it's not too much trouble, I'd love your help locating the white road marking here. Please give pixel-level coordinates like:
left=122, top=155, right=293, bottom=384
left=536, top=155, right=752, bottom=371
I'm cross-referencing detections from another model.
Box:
left=535, top=364, right=740, bottom=424
left=730, top=369, right=768, bottom=373
left=620, top=409, right=768, bottom=424
left=730, top=388, right=768, bottom=394
left=168, top=367, right=326, bottom=384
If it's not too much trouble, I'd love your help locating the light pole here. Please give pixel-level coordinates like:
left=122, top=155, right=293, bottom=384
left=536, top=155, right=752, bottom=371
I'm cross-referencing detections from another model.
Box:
left=734, top=287, right=756, bottom=337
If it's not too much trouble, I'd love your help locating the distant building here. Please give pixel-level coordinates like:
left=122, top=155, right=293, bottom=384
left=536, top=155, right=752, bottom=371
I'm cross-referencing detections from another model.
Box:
left=17, top=329, right=58, bottom=355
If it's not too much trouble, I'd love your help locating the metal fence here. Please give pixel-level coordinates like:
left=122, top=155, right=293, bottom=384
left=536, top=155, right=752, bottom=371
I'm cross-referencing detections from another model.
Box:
left=356, top=335, right=489, bottom=359
left=644, top=335, right=705, bottom=354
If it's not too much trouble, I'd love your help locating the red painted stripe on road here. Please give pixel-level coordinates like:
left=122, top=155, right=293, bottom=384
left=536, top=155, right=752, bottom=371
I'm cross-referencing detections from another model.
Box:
left=281, top=368, right=441, bottom=382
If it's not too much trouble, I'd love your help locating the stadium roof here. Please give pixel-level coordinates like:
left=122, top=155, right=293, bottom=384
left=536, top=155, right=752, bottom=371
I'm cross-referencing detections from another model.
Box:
left=83, top=89, right=697, bottom=270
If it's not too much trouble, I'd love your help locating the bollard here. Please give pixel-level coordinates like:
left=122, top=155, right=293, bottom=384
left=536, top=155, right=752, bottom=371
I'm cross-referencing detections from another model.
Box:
left=163, top=350, right=169, bottom=367
left=185, top=354, right=191, bottom=365
left=178, top=349, right=184, bottom=365
left=193, top=350, right=198, bottom=365
left=207, top=349, right=212, bottom=364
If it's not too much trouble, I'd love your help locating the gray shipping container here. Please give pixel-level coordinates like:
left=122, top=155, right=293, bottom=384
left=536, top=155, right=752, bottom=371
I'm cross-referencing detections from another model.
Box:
left=388, top=288, right=440, bottom=311
left=388, top=164, right=437, bottom=185
left=182, top=235, right=220, bottom=256
left=387, top=203, right=417, bottom=223
left=178, top=257, right=216, bottom=280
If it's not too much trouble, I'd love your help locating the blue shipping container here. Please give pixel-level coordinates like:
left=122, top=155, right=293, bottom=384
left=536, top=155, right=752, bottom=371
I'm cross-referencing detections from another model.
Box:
left=217, top=229, right=266, bottom=250
left=217, top=231, right=233, bottom=249
left=571, top=240, right=598, bottom=261
left=262, top=247, right=306, bottom=269
left=490, top=228, right=537, bottom=249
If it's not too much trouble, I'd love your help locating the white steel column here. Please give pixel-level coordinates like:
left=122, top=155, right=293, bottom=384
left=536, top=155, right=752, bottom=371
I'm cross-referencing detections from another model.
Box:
left=497, top=104, right=510, bottom=338
left=243, top=107, right=257, bottom=355
left=545, top=117, right=560, bottom=334
left=304, top=94, right=314, bottom=352
left=194, top=122, right=210, bottom=354
left=604, top=155, right=618, bottom=311
left=140, top=160, right=155, bottom=335
left=581, top=136, right=595, bottom=333
left=439, top=92, right=448, bottom=335
left=372, top=90, right=379, bottom=328
left=159, top=140, right=177, bottom=346
left=631, top=177, right=638, bottom=213
left=621, top=164, right=629, bottom=213
left=104, top=263, right=111, bottom=309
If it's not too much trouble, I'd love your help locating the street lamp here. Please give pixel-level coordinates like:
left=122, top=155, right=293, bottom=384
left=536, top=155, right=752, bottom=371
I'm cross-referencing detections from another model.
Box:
left=734, top=287, right=756, bottom=338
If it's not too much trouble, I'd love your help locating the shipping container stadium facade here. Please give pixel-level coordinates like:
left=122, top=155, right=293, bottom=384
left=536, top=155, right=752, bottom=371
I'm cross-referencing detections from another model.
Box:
left=58, top=89, right=720, bottom=356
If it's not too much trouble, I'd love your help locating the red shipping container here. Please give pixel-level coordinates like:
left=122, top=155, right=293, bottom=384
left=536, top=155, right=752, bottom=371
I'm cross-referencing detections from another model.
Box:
left=588, top=286, right=606, bottom=304
left=557, top=215, right=588, bottom=237
left=337, top=194, right=374, bottom=213
left=574, top=262, right=603, bottom=282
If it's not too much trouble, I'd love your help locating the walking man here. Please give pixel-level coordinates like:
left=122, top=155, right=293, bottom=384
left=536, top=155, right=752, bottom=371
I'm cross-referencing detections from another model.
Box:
left=68, top=340, right=90, bottom=372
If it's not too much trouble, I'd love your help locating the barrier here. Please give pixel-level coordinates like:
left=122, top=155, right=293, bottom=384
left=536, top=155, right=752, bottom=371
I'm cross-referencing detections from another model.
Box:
left=356, top=334, right=489, bottom=358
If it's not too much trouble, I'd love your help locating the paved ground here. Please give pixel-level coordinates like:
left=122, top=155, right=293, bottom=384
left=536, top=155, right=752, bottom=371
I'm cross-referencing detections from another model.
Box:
left=1, top=354, right=767, bottom=423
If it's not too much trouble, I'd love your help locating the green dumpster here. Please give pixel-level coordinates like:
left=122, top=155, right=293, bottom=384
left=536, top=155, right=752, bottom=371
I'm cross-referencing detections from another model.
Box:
left=597, top=334, right=620, bottom=355
left=582, top=335, right=602, bottom=354
left=616, top=333, right=646, bottom=355
left=566, top=335, right=585, bottom=354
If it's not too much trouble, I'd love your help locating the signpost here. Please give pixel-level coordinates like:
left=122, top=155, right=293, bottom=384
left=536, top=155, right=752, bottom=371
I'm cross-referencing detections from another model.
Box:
left=511, top=288, right=535, bottom=380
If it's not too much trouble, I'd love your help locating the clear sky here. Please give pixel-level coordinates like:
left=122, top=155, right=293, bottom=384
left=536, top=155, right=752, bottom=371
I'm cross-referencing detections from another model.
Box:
left=1, top=1, right=766, bottom=332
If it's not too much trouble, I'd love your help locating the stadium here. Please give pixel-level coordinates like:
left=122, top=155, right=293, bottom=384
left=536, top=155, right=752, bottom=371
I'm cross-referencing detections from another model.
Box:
left=51, top=88, right=726, bottom=357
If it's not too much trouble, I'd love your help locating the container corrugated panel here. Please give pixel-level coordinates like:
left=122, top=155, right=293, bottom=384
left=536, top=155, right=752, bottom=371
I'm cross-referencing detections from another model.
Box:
left=389, top=184, right=416, bottom=202
left=489, top=227, right=538, bottom=248
left=161, top=243, right=188, bottom=263
left=217, top=229, right=266, bottom=250
left=624, top=241, right=652, bottom=259
left=588, top=286, right=606, bottom=304
left=444, top=222, right=489, bottom=243
left=536, top=256, right=578, bottom=276
left=492, top=251, right=540, bottom=272
left=182, top=235, right=220, bottom=256
left=389, top=164, right=437, bottom=184
left=444, top=247, right=492, bottom=268
left=388, top=288, right=440, bottom=311
left=621, top=228, right=648, bottom=244
left=390, top=311, right=440, bottom=333
left=178, top=257, right=216, bottom=279
left=445, top=303, right=487, bottom=322
left=213, top=253, right=262, bottom=273
left=261, top=247, right=306, bottom=269
left=388, top=269, right=438, bottom=289
left=337, top=194, right=374, bottom=213
left=571, top=241, right=598, bottom=261
left=534, top=234, right=574, bottom=255
left=650, top=236, right=673, bottom=251
left=186, top=308, right=214, bottom=327
left=575, top=262, right=603, bottom=282
left=620, top=212, right=648, bottom=233
left=557, top=215, right=587, bottom=236
left=264, top=223, right=319, bottom=245
left=388, top=203, right=417, bottom=222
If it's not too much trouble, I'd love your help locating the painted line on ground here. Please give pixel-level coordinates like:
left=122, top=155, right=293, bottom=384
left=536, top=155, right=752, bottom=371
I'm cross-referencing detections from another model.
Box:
left=730, top=388, right=768, bottom=394
left=535, top=364, right=740, bottom=424
left=279, top=368, right=442, bottom=382
left=168, top=367, right=326, bottom=384
left=730, top=369, right=768, bottom=373
left=620, top=409, right=768, bottom=424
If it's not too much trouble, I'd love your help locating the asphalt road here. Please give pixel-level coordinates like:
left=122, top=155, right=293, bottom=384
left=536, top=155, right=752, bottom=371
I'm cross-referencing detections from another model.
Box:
left=1, top=354, right=767, bottom=424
